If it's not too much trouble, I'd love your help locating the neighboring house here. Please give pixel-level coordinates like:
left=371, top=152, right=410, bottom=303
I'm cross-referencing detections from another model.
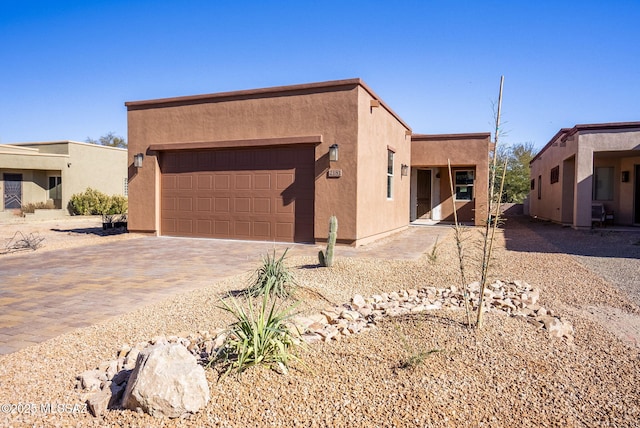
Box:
left=0, top=141, right=127, bottom=216
left=529, top=122, right=640, bottom=228
left=126, top=78, right=490, bottom=245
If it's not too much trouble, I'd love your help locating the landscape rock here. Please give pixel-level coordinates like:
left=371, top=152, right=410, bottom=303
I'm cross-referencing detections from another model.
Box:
left=122, top=343, right=210, bottom=418
left=79, top=370, right=102, bottom=392
left=351, top=294, right=366, bottom=309
left=86, top=389, right=111, bottom=417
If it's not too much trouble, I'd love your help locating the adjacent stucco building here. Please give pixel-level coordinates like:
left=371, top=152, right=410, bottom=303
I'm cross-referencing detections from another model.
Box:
left=529, top=122, right=640, bottom=228
left=126, top=78, right=491, bottom=245
left=0, top=141, right=127, bottom=216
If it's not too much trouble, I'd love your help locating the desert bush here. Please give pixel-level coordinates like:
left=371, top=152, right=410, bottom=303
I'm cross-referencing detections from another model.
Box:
left=246, top=248, right=296, bottom=298
left=68, top=188, right=127, bottom=215
left=2, top=231, right=45, bottom=253
left=106, top=195, right=128, bottom=215
left=213, top=284, right=303, bottom=376
left=20, top=200, right=55, bottom=214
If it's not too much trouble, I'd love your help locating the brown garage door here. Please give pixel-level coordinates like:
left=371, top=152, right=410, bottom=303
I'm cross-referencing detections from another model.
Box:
left=160, top=146, right=314, bottom=242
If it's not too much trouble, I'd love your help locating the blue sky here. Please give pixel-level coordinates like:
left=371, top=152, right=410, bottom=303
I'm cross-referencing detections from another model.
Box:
left=1, top=0, right=638, bottom=151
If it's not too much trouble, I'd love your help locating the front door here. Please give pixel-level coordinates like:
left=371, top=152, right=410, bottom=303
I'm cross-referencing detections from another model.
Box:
left=3, top=173, right=23, bottom=209
left=635, top=165, right=640, bottom=224
left=417, top=169, right=432, bottom=219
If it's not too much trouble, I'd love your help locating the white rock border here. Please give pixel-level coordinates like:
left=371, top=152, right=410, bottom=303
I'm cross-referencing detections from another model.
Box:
left=77, top=280, right=573, bottom=416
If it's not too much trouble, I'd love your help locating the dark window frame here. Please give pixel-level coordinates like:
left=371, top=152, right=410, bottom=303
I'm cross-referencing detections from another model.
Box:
left=550, top=166, right=559, bottom=184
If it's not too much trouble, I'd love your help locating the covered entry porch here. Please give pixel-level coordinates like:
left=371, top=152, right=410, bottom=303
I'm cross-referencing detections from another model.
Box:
left=410, top=133, right=491, bottom=226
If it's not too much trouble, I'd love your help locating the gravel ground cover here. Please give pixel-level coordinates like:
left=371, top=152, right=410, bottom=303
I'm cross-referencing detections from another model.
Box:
left=0, top=217, right=139, bottom=257
left=1, top=216, right=639, bottom=427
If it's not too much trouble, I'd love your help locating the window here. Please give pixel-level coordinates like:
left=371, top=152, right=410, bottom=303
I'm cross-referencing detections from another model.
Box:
left=454, top=170, right=474, bottom=201
left=48, top=176, right=62, bottom=200
left=386, top=150, right=394, bottom=199
left=593, top=166, right=614, bottom=200
left=537, top=175, right=542, bottom=199
left=550, top=166, right=559, bottom=184
left=530, top=179, right=535, bottom=190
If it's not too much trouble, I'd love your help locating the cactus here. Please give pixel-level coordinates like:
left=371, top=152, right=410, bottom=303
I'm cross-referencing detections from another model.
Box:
left=318, top=216, right=338, bottom=267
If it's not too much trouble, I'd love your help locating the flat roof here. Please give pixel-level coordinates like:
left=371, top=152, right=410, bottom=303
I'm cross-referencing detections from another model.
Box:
left=412, top=132, right=491, bottom=141
left=6, top=140, right=126, bottom=151
left=531, top=121, right=640, bottom=163
left=125, top=78, right=411, bottom=131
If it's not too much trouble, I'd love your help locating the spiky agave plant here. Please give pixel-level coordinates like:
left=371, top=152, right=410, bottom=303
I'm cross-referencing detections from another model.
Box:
left=246, top=248, right=296, bottom=298
left=213, top=280, right=304, bottom=376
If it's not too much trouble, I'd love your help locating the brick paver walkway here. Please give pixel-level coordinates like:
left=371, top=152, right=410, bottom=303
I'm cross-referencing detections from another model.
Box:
left=0, top=225, right=446, bottom=354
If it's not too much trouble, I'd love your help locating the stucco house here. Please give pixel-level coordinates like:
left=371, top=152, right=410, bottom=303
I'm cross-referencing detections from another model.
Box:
left=0, top=141, right=127, bottom=217
left=126, top=78, right=490, bottom=245
left=529, top=121, right=640, bottom=228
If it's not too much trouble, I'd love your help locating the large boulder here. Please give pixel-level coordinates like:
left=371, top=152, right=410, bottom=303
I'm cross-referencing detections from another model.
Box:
left=122, top=343, right=210, bottom=418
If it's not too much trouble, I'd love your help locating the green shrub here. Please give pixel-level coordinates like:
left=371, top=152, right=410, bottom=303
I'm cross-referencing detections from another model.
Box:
left=68, top=188, right=127, bottom=215
left=107, top=195, right=128, bottom=215
left=246, top=248, right=296, bottom=298
left=213, top=284, right=303, bottom=376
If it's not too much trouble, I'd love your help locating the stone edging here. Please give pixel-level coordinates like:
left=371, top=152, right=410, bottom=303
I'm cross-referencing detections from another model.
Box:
left=77, top=280, right=573, bottom=416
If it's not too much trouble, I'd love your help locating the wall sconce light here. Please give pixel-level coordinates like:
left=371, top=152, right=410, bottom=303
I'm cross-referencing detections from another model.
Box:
left=329, top=144, right=339, bottom=162
left=67, top=162, right=72, bottom=168
left=134, top=153, right=144, bottom=168
left=401, top=164, right=409, bottom=176
left=622, top=171, right=630, bottom=182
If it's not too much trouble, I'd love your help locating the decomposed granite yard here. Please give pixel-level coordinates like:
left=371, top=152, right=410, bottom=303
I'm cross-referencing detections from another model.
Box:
left=1, top=215, right=640, bottom=427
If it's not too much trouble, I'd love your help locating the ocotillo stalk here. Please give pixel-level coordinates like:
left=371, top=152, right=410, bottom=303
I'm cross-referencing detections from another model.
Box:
left=477, top=157, right=507, bottom=328
left=448, top=159, right=473, bottom=327
left=476, top=75, right=504, bottom=328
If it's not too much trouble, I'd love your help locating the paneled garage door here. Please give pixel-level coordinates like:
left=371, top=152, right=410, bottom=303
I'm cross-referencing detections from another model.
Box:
left=160, top=146, right=314, bottom=242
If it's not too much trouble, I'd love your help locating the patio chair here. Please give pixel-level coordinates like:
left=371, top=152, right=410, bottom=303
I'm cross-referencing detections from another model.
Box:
left=591, top=203, right=605, bottom=228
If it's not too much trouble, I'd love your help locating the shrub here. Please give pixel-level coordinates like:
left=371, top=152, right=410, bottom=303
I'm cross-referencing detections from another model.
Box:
left=20, top=200, right=55, bottom=214
left=246, top=248, right=296, bottom=298
left=107, top=195, right=128, bottom=215
left=213, top=284, right=303, bottom=376
left=68, top=188, right=127, bottom=215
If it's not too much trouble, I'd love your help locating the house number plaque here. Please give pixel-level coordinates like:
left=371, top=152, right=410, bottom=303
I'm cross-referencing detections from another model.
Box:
left=327, top=169, right=343, bottom=178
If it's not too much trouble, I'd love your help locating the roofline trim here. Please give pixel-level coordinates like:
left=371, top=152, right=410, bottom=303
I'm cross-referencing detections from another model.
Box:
left=148, top=135, right=323, bottom=152
left=531, top=121, right=640, bottom=164
left=126, top=78, right=363, bottom=108
left=125, top=78, right=412, bottom=131
left=411, top=132, right=491, bottom=140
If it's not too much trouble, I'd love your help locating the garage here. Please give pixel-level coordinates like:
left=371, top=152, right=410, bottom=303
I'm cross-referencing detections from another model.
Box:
left=159, top=145, right=315, bottom=243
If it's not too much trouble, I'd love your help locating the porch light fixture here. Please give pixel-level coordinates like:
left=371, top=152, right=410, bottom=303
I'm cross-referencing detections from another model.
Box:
left=134, top=153, right=144, bottom=168
left=401, top=164, right=409, bottom=176
left=329, top=144, right=339, bottom=162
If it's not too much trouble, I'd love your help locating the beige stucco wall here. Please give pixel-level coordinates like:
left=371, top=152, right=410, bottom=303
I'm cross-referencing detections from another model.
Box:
left=355, top=86, right=411, bottom=243
left=529, top=133, right=578, bottom=223
left=127, top=82, right=362, bottom=242
left=65, top=143, right=128, bottom=200
left=530, top=127, right=640, bottom=227
left=411, top=135, right=490, bottom=225
left=0, top=142, right=126, bottom=213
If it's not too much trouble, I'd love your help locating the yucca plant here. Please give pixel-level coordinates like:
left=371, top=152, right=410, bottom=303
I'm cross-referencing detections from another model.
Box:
left=213, top=280, right=303, bottom=376
left=246, top=248, right=296, bottom=298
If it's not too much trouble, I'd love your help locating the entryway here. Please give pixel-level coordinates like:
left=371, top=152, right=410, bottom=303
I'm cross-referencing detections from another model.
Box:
left=416, top=169, right=432, bottom=219
left=3, top=173, right=22, bottom=210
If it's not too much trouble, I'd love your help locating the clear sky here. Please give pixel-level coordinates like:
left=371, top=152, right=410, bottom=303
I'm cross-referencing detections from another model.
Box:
left=1, top=0, right=638, bottom=151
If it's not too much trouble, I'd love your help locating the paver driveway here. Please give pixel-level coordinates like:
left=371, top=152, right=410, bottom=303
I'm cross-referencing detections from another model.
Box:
left=0, top=226, right=447, bottom=354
